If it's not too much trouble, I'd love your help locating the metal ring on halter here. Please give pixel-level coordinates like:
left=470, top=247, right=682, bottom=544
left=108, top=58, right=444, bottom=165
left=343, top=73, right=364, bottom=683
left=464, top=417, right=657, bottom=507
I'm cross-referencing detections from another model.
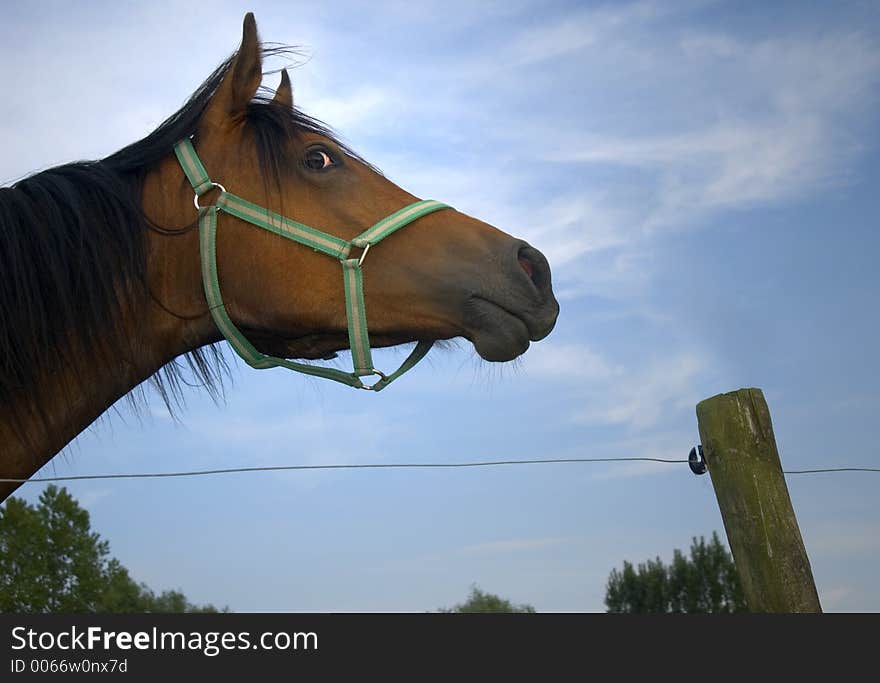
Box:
left=193, top=183, right=227, bottom=210
left=358, top=369, right=388, bottom=390
left=357, top=243, right=371, bottom=267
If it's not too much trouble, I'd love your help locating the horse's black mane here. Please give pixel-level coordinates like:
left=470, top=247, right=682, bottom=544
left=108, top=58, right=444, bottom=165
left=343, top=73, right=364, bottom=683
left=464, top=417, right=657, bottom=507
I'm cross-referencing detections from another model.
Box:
left=0, top=46, right=358, bottom=431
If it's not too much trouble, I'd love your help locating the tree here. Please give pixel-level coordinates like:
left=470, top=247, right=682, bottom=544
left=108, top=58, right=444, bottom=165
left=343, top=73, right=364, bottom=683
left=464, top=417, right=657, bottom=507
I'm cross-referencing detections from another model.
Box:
left=440, top=585, right=536, bottom=613
left=605, top=533, right=747, bottom=613
left=0, top=486, right=222, bottom=613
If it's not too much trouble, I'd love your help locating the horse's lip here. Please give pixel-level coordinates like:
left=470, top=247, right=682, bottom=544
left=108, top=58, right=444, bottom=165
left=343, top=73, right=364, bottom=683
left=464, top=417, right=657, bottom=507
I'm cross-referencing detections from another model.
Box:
left=471, top=295, right=524, bottom=321
left=468, top=296, right=540, bottom=340
left=463, top=297, right=531, bottom=361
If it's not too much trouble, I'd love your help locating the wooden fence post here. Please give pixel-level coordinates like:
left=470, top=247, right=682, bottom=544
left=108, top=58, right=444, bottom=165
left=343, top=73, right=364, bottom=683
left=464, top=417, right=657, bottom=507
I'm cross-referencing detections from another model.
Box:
left=696, top=388, right=821, bottom=613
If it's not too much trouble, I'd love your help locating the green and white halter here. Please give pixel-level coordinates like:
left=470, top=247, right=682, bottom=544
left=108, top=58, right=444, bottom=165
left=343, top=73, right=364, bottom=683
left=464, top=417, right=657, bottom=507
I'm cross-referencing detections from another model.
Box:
left=174, top=138, right=451, bottom=391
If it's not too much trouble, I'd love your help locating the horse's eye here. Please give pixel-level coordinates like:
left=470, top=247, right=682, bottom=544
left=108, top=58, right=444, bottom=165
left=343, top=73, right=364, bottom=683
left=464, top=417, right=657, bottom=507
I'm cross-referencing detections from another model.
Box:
left=304, top=148, right=334, bottom=171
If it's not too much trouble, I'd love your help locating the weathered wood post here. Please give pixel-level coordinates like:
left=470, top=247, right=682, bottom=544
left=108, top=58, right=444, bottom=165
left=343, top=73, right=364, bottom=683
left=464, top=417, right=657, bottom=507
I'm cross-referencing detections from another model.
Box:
left=696, top=388, right=821, bottom=613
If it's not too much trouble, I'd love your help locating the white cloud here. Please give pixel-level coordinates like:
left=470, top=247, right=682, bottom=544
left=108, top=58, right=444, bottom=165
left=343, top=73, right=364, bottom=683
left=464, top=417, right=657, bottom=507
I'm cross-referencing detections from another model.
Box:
left=535, top=27, right=880, bottom=235
left=522, top=340, right=708, bottom=431
left=299, top=86, right=393, bottom=137
left=547, top=117, right=852, bottom=233
left=524, top=194, right=631, bottom=267
left=509, top=0, right=709, bottom=66
left=521, top=342, right=619, bottom=382
left=576, top=350, right=705, bottom=430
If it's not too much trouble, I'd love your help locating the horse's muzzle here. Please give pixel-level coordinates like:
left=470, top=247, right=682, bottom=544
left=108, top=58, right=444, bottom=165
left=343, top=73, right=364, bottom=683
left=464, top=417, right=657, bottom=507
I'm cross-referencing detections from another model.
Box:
left=463, top=239, right=559, bottom=362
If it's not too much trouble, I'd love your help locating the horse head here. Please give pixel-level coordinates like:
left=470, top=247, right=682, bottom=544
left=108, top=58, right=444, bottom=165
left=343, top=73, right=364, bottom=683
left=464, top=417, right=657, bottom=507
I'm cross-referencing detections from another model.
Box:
left=142, top=14, right=559, bottom=378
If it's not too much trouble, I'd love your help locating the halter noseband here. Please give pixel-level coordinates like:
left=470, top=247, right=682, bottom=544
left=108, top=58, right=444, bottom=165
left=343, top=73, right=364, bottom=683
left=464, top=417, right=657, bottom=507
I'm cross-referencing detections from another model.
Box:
left=174, top=138, right=451, bottom=391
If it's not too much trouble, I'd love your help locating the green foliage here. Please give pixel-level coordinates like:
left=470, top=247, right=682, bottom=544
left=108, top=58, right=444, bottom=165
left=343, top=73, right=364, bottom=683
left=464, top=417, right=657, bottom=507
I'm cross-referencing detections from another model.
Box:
left=440, top=585, right=536, bottom=613
left=0, top=486, right=223, bottom=613
left=605, top=532, right=747, bottom=613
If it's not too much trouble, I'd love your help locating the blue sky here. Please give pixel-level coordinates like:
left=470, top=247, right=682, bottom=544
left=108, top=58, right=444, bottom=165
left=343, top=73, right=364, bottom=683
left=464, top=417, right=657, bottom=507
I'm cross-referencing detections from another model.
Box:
left=2, top=0, right=879, bottom=611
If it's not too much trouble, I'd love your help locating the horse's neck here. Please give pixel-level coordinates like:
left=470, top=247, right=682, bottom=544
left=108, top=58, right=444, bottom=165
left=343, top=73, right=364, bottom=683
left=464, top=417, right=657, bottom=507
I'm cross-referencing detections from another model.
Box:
left=0, top=210, right=205, bottom=503
left=0, top=303, right=188, bottom=501
left=0, top=342, right=160, bottom=501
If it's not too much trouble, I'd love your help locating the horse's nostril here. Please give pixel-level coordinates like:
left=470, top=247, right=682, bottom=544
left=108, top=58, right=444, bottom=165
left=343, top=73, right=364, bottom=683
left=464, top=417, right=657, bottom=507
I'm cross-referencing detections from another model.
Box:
left=515, top=245, right=552, bottom=292
left=518, top=255, right=535, bottom=281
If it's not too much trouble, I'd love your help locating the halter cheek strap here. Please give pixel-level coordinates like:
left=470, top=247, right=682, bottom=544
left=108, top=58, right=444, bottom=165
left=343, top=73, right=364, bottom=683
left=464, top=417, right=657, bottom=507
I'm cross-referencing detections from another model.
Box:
left=174, top=138, right=451, bottom=391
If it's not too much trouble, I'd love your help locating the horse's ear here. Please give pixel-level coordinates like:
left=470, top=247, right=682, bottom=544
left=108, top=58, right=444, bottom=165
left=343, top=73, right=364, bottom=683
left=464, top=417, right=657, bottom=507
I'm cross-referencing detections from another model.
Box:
left=271, top=69, right=293, bottom=110
left=203, top=13, right=262, bottom=128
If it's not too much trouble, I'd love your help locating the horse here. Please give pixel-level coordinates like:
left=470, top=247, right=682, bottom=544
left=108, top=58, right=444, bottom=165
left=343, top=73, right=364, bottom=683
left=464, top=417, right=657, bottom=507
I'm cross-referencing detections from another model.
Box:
left=0, top=13, right=559, bottom=502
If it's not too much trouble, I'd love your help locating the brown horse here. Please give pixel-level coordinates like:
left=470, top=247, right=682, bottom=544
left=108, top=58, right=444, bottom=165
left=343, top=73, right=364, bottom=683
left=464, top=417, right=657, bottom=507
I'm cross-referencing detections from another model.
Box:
left=0, top=14, right=558, bottom=501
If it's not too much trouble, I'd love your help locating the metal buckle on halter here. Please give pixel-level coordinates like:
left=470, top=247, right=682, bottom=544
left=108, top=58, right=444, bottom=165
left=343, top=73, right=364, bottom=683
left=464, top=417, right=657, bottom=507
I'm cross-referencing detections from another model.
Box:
left=348, top=242, right=371, bottom=267
left=193, top=183, right=227, bottom=210
left=357, top=243, right=371, bottom=267
left=358, top=369, right=387, bottom=390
